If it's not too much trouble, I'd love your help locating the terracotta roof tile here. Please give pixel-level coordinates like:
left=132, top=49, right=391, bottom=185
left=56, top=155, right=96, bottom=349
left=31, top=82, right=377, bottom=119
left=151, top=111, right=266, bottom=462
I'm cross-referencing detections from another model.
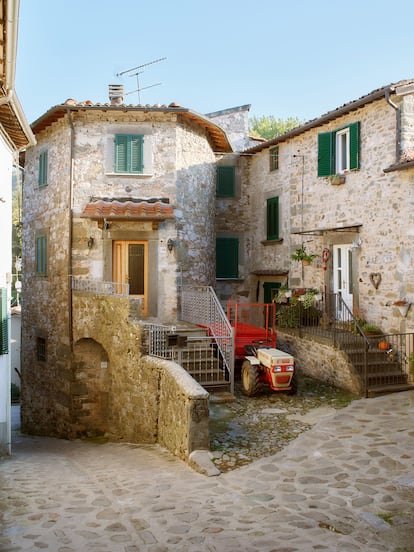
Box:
left=81, top=200, right=174, bottom=221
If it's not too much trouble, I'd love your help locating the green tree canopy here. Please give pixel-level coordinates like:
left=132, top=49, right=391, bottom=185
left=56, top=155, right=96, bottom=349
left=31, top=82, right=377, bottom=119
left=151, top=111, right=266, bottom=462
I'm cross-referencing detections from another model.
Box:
left=249, top=115, right=303, bottom=141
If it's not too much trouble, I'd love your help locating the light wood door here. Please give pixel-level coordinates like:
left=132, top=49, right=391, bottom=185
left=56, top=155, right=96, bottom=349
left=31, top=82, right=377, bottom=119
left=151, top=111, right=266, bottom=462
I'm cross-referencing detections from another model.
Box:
left=113, top=240, right=148, bottom=316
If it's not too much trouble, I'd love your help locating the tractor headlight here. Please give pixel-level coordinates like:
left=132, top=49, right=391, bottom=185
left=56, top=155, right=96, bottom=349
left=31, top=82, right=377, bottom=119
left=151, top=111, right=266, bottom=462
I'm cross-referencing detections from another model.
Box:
left=286, top=366, right=294, bottom=372
left=272, top=366, right=282, bottom=372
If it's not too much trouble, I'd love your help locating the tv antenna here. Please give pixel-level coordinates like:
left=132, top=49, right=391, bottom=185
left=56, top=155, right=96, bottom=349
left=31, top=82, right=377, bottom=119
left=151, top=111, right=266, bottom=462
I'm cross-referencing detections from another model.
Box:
left=116, top=57, right=166, bottom=104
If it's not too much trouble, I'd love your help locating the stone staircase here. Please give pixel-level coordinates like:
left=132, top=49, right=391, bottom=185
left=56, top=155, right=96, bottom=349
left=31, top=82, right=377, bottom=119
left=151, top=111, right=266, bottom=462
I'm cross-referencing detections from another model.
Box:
left=172, top=325, right=230, bottom=392
left=337, top=333, right=414, bottom=397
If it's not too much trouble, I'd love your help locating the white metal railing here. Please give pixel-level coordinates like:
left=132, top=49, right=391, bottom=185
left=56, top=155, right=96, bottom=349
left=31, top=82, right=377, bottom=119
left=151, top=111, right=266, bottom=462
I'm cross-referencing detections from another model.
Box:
left=71, top=276, right=130, bottom=296
left=180, top=285, right=234, bottom=393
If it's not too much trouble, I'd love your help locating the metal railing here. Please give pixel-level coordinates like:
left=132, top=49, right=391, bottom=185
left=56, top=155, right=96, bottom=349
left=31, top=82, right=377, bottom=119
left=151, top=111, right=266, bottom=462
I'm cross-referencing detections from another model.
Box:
left=141, top=324, right=230, bottom=388
left=71, top=276, right=129, bottom=296
left=180, top=285, right=234, bottom=393
left=277, top=291, right=414, bottom=395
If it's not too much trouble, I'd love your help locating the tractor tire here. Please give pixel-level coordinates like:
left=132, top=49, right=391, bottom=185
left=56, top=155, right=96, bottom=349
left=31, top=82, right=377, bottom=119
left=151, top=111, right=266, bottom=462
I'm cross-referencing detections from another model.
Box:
left=288, top=372, right=298, bottom=395
left=241, top=360, right=259, bottom=396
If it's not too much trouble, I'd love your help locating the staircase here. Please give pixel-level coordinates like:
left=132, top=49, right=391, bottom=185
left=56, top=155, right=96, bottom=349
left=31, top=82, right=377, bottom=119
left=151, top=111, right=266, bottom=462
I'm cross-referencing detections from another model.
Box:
left=141, top=320, right=232, bottom=392
left=338, top=333, right=413, bottom=397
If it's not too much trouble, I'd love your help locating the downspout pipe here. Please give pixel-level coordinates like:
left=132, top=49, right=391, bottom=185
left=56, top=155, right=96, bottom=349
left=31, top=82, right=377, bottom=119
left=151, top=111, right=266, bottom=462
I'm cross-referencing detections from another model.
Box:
left=386, top=90, right=401, bottom=163
left=66, top=108, right=74, bottom=351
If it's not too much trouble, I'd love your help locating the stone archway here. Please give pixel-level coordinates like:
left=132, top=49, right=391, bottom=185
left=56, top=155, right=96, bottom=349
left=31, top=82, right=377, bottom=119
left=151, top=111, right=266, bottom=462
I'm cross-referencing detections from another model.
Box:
left=72, top=338, right=111, bottom=437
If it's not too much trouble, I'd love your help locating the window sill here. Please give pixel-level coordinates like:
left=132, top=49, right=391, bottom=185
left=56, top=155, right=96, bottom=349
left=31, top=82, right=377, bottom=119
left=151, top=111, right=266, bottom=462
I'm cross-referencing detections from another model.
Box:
left=105, top=172, right=153, bottom=178
left=261, top=239, right=283, bottom=246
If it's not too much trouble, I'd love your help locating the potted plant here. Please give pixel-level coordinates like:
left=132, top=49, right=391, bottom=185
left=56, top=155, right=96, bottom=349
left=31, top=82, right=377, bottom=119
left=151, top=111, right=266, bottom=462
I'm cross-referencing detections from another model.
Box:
left=290, top=246, right=317, bottom=266
left=408, top=352, right=414, bottom=375
left=361, top=323, right=383, bottom=337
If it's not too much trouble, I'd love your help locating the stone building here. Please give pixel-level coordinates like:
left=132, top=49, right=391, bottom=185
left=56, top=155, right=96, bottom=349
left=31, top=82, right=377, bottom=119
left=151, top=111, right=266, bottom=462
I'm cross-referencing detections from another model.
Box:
left=21, top=87, right=251, bottom=454
left=221, top=80, right=414, bottom=333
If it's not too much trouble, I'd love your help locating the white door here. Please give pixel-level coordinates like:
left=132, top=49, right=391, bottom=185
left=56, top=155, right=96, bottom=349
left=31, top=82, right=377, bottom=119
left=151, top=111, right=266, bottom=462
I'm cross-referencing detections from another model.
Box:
left=333, top=244, right=353, bottom=313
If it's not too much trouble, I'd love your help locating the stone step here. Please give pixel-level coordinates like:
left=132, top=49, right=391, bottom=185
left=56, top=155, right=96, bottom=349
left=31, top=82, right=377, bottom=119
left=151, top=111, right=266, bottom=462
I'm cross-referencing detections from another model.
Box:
left=367, top=383, right=414, bottom=397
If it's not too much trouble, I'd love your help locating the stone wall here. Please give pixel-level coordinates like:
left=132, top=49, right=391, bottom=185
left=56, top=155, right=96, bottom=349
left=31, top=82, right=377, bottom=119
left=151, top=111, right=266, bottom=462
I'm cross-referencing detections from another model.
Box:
left=277, top=330, right=363, bottom=395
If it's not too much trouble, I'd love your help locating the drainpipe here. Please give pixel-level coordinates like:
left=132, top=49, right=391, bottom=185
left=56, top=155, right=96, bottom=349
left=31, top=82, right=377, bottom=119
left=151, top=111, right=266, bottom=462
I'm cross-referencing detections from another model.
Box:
left=66, top=108, right=75, bottom=351
left=386, top=90, right=401, bottom=163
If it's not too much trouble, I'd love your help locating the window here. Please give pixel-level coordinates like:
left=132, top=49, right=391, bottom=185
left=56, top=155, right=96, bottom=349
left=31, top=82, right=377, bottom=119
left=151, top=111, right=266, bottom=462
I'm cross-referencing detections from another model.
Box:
left=0, top=288, right=7, bottom=355
left=317, top=121, right=360, bottom=176
left=216, top=166, right=235, bottom=197
left=216, top=237, right=238, bottom=278
left=38, top=151, right=48, bottom=188
left=269, top=146, right=279, bottom=171
left=266, top=197, right=279, bottom=240
left=36, top=235, right=47, bottom=275
left=36, top=337, right=46, bottom=362
left=114, top=134, right=144, bottom=173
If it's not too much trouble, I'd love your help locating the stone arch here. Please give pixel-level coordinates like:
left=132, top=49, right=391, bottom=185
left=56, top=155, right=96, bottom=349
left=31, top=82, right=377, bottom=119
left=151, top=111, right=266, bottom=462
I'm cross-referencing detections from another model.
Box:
left=72, top=338, right=111, bottom=437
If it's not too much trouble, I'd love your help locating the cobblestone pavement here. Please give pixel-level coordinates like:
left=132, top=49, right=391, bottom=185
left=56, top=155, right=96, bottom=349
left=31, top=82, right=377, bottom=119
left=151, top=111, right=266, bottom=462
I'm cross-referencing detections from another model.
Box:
left=1, top=389, right=414, bottom=551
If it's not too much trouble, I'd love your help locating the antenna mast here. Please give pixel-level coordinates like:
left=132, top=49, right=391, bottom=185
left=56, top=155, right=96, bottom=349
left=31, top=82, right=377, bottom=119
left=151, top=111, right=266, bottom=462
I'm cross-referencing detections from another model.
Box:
left=116, top=57, right=166, bottom=103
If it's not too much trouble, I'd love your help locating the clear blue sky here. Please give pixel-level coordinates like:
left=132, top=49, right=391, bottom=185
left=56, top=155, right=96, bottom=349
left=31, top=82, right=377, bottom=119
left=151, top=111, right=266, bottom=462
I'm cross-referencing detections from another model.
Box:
left=15, top=0, right=414, bottom=126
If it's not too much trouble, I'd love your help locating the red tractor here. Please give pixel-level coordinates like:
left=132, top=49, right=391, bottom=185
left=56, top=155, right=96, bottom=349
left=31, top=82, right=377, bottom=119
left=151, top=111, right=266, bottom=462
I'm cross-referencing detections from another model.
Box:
left=227, top=301, right=297, bottom=396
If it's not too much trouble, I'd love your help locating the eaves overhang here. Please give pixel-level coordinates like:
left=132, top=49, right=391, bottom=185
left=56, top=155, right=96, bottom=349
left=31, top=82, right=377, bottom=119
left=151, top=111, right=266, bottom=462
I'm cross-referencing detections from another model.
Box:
left=30, top=102, right=233, bottom=153
left=80, top=198, right=175, bottom=222
left=292, top=224, right=362, bottom=236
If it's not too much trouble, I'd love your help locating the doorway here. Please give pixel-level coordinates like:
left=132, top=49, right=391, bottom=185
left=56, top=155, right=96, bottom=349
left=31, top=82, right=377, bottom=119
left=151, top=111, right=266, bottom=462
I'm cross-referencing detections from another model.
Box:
left=333, top=244, right=353, bottom=313
left=113, top=240, right=148, bottom=316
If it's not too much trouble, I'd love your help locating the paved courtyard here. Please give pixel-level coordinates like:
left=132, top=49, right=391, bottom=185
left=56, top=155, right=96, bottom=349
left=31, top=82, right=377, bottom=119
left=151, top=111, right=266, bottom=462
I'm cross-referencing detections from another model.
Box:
left=1, top=389, right=414, bottom=551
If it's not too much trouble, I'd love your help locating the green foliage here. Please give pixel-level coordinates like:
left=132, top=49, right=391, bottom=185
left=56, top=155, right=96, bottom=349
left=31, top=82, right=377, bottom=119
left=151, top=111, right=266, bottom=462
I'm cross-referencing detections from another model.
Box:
left=249, top=115, right=303, bottom=140
left=290, top=246, right=317, bottom=263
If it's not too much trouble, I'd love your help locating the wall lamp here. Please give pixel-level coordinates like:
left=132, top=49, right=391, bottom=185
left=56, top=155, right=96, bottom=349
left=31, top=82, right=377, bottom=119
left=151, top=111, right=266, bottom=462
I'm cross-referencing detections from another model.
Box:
left=167, top=238, right=175, bottom=252
left=87, top=237, right=94, bottom=249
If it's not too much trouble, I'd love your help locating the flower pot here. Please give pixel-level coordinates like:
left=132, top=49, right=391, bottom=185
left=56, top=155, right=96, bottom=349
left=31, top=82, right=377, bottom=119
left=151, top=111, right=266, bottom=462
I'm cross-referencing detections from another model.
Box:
left=302, top=259, right=310, bottom=266
left=378, top=340, right=390, bottom=351
left=285, top=290, right=292, bottom=298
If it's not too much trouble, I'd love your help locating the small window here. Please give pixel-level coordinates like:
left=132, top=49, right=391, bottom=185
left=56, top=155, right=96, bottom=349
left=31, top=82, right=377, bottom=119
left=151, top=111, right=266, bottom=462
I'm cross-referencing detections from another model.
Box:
left=216, top=237, right=238, bottom=278
left=269, top=146, right=279, bottom=171
left=36, top=337, right=46, bottom=362
left=266, top=197, right=279, bottom=240
left=0, top=288, right=8, bottom=355
left=115, top=134, right=144, bottom=173
left=318, top=121, right=360, bottom=176
left=36, top=235, right=47, bottom=275
left=38, top=151, right=48, bottom=188
left=216, top=166, right=235, bottom=197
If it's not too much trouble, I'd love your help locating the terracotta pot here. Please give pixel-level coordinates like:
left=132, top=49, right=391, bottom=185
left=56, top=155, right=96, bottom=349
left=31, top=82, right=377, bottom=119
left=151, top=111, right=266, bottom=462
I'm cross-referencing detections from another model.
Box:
left=378, top=340, right=390, bottom=351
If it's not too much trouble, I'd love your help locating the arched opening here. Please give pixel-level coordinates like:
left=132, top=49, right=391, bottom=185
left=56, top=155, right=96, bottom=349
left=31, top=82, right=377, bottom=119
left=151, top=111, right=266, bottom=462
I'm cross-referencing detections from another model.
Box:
left=72, top=338, right=110, bottom=437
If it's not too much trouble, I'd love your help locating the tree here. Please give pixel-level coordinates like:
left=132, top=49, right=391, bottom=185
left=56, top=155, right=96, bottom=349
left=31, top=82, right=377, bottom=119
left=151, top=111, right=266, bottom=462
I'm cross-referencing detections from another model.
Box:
left=249, top=115, right=303, bottom=141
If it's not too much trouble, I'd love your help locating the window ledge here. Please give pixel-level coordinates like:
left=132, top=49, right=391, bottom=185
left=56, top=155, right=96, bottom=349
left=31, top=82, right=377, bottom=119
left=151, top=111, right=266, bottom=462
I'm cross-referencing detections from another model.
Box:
left=261, top=239, right=284, bottom=246
left=105, top=172, right=153, bottom=178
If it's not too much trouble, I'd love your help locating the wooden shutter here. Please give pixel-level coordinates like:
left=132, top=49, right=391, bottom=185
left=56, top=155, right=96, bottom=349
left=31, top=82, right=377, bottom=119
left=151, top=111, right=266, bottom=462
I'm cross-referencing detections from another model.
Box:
left=216, top=166, right=235, bottom=197
left=130, top=135, right=144, bottom=173
left=36, top=235, right=47, bottom=275
left=317, top=132, right=334, bottom=176
left=115, top=135, right=128, bottom=172
left=0, top=288, right=7, bottom=354
left=38, top=151, right=48, bottom=187
left=349, top=121, right=360, bottom=170
left=115, top=135, right=144, bottom=173
left=267, top=197, right=279, bottom=240
left=263, top=282, right=281, bottom=303
left=216, top=238, right=238, bottom=278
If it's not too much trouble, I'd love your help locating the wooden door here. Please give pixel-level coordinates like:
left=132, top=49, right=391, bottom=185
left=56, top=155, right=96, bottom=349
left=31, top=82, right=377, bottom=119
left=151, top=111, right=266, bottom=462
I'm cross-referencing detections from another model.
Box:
left=113, top=241, right=148, bottom=316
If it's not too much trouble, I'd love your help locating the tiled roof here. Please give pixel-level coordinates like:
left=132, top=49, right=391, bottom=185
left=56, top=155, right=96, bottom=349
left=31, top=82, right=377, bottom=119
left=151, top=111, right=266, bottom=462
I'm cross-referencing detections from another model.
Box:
left=30, top=100, right=232, bottom=153
left=81, top=199, right=175, bottom=221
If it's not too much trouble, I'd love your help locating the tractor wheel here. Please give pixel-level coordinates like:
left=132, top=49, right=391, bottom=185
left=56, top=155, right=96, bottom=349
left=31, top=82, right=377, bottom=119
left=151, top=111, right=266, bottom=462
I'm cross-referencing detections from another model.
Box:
left=241, top=360, right=259, bottom=396
left=288, top=372, right=298, bottom=395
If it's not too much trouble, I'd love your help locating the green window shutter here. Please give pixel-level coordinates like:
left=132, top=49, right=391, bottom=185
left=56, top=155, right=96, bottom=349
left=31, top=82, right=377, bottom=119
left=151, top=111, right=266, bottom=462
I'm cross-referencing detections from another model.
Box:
left=38, top=151, right=48, bottom=187
left=349, top=121, right=360, bottom=170
left=317, top=132, right=334, bottom=176
left=130, top=135, right=144, bottom=173
left=115, top=135, right=144, bottom=173
left=266, top=197, right=279, bottom=240
left=216, top=166, right=235, bottom=197
left=36, top=235, right=47, bottom=275
left=0, top=288, right=8, bottom=354
left=216, top=238, right=238, bottom=278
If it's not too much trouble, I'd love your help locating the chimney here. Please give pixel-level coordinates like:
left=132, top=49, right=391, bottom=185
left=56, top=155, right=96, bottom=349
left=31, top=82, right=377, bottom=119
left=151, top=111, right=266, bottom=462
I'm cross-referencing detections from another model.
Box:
left=109, top=84, right=124, bottom=106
